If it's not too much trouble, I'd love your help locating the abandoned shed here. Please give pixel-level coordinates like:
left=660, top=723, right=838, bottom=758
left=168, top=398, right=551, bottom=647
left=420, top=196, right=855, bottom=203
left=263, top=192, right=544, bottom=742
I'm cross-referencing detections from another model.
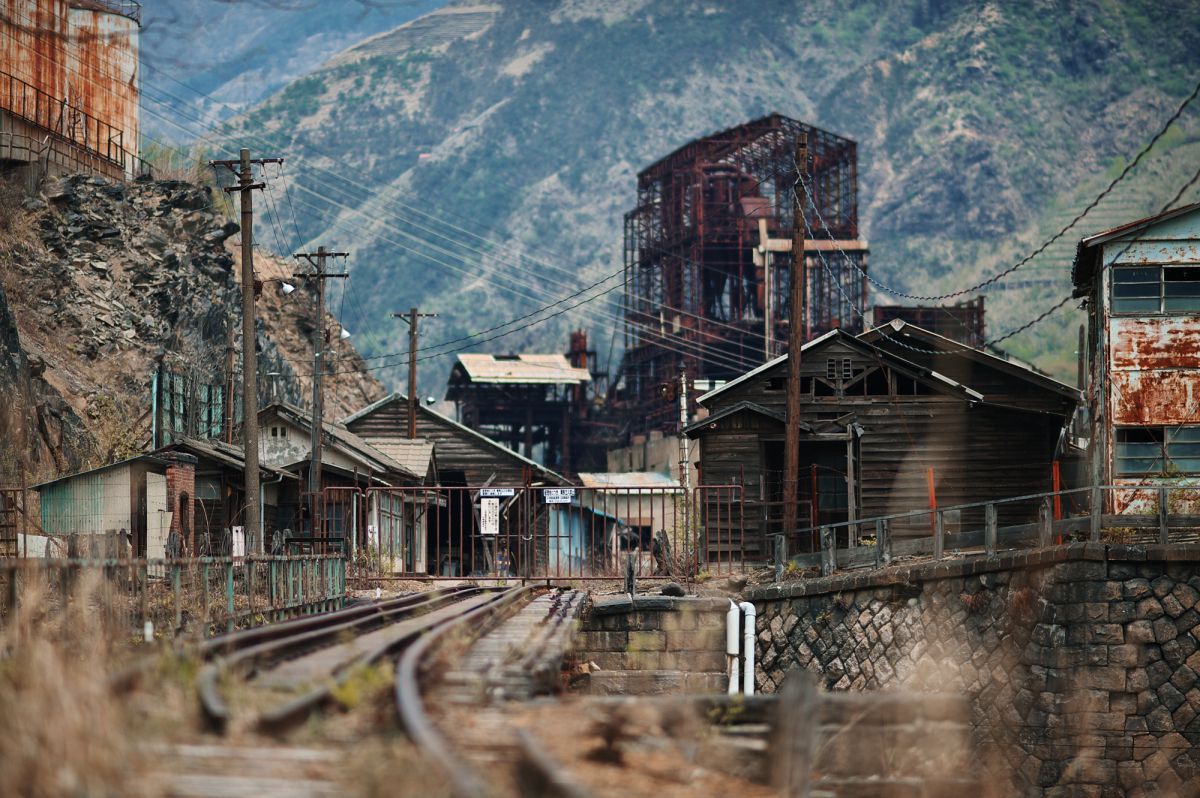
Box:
left=1073, top=202, right=1200, bottom=509
left=684, top=323, right=1080, bottom=559
left=33, top=450, right=196, bottom=558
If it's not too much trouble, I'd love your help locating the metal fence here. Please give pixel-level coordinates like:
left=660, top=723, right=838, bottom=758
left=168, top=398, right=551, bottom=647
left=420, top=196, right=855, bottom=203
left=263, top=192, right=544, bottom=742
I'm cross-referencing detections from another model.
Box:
left=0, top=555, right=344, bottom=639
left=784, top=483, right=1200, bottom=577
left=316, top=484, right=745, bottom=582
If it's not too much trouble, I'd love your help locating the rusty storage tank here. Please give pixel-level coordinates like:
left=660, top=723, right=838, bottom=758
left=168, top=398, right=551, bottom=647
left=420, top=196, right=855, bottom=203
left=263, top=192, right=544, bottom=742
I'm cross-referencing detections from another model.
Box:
left=1, top=0, right=72, bottom=109
left=66, top=1, right=140, bottom=173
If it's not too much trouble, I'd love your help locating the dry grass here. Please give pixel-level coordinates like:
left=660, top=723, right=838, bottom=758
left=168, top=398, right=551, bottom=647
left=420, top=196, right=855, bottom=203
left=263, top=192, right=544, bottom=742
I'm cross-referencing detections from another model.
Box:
left=0, top=572, right=151, bottom=798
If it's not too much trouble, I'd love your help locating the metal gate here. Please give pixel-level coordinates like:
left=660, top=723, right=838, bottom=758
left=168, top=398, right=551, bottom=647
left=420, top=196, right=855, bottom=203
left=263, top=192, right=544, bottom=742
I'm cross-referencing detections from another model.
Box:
left=326, top=483, right=745, bottom=581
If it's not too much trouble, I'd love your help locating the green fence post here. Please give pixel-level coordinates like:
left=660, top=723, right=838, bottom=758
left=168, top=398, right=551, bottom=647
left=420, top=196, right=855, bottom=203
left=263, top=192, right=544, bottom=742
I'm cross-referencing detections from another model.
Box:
left=172, top=564, right=182, bottom=631
left=225, top=560, right=234, bottom=634
left=201, top=560, right=210, bottom=632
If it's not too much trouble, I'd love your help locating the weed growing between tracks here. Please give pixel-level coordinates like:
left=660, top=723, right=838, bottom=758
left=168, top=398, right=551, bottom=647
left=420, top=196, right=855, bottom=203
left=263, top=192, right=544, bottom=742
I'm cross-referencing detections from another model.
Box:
left=0, top=573, right=151, bottom=798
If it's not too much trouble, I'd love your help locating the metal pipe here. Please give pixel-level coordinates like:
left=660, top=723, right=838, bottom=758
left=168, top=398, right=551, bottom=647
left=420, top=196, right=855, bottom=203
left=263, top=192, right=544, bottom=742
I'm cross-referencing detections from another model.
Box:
left=739, top=601, right=757, bottom=695
left=726, top=599, right=740, bottom=694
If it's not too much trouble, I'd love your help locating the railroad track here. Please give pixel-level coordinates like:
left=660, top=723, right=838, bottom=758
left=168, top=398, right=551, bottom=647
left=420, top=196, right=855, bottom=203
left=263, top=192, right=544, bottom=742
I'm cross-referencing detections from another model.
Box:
left=394, top=586, right=588, bottom=798
left=197, top=585, right=501, bottom=735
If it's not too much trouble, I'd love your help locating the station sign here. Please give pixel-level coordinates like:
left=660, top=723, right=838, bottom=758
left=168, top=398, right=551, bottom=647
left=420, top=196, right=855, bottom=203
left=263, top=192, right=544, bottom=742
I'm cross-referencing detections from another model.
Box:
left=542, top=488, right=576, bottom=504
left=479, top=488, right=516, bottom=498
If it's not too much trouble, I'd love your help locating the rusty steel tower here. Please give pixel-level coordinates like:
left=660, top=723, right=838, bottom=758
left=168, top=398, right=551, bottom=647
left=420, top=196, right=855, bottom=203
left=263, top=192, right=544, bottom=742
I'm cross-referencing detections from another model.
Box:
left=619, top=114, right=867, bottom=435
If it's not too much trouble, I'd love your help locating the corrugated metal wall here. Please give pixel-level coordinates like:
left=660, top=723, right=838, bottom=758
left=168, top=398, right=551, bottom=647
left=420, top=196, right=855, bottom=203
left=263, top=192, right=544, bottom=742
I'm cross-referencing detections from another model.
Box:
left=39, top=463, right=132, bottom=537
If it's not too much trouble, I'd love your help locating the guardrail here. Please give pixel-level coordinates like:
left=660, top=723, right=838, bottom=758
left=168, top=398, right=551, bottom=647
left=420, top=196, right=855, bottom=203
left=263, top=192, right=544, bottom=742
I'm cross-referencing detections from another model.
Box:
left=0, top=555, right=345, bottom=639
left=779, top=484, right=1200, bottom=577
left=0, top=70, right=132, bottom=170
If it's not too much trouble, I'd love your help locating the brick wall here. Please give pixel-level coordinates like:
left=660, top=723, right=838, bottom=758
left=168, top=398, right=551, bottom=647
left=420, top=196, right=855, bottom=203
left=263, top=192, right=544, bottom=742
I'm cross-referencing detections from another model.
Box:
left=746, top=543, right=1200, bottom=796
left=575, top=596, right=731, bottom=695
left=160, top=452, right=196, bottom=554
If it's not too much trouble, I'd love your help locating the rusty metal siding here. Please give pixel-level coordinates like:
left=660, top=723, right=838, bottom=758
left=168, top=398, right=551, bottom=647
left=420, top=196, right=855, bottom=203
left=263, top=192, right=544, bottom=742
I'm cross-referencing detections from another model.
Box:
left=0, top=0, right=138, bottom=174
left=65, top=4, right=138, bottom=169
left=1099, top=211, right=1200, bottom=494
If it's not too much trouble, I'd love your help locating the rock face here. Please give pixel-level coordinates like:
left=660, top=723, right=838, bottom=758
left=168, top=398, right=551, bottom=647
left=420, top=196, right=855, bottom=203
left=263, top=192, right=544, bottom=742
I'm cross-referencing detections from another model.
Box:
left=746, top=545, right=1200, bottom=795
left=0, top=173, right=384, bottom=481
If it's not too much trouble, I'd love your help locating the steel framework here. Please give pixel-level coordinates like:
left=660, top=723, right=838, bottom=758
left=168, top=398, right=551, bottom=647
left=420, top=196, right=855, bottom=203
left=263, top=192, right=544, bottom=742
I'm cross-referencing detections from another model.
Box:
left=620, top=114, right=867, bottom=434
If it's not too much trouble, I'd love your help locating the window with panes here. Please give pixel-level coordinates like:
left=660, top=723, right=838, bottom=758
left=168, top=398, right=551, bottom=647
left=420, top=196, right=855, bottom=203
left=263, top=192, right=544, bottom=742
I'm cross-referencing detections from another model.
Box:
left=1114, top=426, right=1200, bottom=475
left=1111, top=265, right=1200, bottom=315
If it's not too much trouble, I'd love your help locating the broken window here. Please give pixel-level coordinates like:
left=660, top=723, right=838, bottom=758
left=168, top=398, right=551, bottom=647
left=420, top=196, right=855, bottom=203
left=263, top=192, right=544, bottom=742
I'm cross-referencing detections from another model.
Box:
left=1112, top=265, right=1200, bottom=315
left=1115, top=426, right=1200, bottom=475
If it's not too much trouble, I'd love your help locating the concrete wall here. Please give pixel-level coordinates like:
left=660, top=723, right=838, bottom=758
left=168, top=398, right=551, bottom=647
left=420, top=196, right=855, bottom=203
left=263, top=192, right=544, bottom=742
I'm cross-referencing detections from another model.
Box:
left=574, top=595, right=729, bottom=695
left=747, top=543, right=1200, bottom=796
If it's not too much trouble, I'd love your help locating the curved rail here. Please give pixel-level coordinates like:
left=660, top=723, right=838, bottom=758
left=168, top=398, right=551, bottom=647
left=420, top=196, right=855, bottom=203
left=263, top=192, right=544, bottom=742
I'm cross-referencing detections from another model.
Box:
left=198, top=586, right=484, bottom=733
left=394, top=585, right=535, bottom=798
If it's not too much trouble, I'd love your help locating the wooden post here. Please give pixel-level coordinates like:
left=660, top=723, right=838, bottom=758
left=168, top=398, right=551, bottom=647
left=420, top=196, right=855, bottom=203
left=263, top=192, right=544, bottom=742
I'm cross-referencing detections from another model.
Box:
left=933, top=511, right=945, bottom=560
left=1052, top=460, right=1062, bottom=520
left=985, top=503, right=997, bottom=556
left=775, top=534, right=787, bottom=583
left=1158, top=487, right=1169, bottom=545
left=1039, top=497, right=1053, bottom=548
left=770, top=670, right=818, bottom=797
left=926, top=467, right=938, bottom=536
left=782, top=134, right=808, bottom=548
left=1090, top=485, right=1103, bottom=542
left=820, top=526, right=835, bottom=576
left=876, top=518, right=891, bottom=566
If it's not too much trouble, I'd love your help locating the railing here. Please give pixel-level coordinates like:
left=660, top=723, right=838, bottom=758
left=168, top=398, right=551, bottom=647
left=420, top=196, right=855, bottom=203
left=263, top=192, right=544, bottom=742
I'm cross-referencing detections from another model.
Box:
left=0, top=70, right=131, bottom=170
left=779, top=484, right=1200, bottom=577
left=324, top=483, right=746, bottom=582
left=0, top=555, right=345, bottom=639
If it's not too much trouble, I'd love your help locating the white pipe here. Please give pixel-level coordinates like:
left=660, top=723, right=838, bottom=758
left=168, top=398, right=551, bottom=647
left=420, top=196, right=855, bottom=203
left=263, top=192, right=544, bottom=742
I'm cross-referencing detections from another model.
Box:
left=739, top=601, right=757, bottom=695
left=726, top=600, right=741, bottom=694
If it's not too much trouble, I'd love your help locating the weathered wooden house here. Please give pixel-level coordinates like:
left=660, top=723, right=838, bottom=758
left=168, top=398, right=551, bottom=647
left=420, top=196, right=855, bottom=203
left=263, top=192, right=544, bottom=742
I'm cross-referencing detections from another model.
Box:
left=685, top=324, right=1079, bottom=559
left=1073, top=202, right=1200, bottom=510
left=154, top=437, right=299, bottom=555
left=341, top=394, right=567, bottom=488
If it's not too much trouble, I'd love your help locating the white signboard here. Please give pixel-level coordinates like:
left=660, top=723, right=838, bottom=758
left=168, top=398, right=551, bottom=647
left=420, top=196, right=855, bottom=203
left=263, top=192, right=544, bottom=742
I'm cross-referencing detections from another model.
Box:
left=480, top=498, right=500, bottom=536
left=232, top=526, right=246, bottom=559
left=543, top=488, right=576, bottom=505
left=479, top=488, right=516, bottom=498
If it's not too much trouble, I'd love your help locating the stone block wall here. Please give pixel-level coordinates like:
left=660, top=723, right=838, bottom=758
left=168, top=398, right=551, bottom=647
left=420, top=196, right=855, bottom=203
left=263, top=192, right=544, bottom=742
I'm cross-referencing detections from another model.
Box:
left=744, top=543, right=1200, bottom=797
left=574, top=595, right=730, bottom=695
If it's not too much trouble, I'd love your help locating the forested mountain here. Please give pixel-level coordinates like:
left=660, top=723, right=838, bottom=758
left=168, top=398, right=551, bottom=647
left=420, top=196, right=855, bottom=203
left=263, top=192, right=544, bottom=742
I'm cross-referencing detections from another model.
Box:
left=220, top=0, right=1200, bottom=390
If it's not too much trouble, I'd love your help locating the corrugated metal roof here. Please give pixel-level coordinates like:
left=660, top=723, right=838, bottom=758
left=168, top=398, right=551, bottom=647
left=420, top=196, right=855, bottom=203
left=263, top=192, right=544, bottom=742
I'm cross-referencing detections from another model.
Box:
left=370, top=439, right=435, bottom=478
left=453, top=353, right=591, bottom=384
left=576, top=472, right=680, bottom=488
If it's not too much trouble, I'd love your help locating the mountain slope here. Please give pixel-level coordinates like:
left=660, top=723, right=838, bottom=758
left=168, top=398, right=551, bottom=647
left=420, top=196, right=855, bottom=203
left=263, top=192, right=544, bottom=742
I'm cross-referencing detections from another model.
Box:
left=224, top=0, right=1200, bottom=389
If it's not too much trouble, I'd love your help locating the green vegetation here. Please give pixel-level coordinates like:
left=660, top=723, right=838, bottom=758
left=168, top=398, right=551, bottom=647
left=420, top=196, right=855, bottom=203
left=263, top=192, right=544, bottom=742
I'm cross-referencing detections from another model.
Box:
left=224, top=0, right=1200, bottom=391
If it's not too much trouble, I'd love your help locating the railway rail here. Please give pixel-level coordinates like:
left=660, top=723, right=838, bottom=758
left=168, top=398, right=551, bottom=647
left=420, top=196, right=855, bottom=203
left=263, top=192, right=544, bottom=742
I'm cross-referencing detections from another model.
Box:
left=196, top=585, right=498, bottom=734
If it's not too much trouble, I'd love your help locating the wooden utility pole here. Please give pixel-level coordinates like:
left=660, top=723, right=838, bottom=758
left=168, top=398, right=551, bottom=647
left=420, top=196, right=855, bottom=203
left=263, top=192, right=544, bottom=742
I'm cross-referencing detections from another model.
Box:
left=210, top=149, right=282, bottom=554
left=394, top=308, right=437, bottom=439
left=782, top=134, right=808, bottom=543
left=223, top=316, right=236, bottom=445
left=294, top=246, right=349, bottom=536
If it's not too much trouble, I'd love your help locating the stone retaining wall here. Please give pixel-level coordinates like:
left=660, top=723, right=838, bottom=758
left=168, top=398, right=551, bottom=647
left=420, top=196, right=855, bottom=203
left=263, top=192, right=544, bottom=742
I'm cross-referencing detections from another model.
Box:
left=574, top=595, right=729, bottom=695
left=745, top=543, right=1200, bottom=797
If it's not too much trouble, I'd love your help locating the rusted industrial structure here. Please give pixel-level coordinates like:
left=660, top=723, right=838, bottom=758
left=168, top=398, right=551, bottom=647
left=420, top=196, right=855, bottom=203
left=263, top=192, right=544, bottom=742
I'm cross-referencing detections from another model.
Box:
left=1073, top=202, right=1200, bottom=509
left=445, top=350, right=592, bottom=474
left=872, top=296, right=986, bottom=346
left=619, top=114, right=867, bottom=435
left=684, top=322, right=1079, bottom=559
left=0, top=0, right=141, bottom=185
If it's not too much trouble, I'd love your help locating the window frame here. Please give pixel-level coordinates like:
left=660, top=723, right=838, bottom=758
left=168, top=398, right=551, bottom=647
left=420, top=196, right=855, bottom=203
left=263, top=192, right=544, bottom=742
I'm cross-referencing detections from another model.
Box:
left=1111, top=264, right=1200, bottom=316
left=1114, top=425, right=1200, bottom=476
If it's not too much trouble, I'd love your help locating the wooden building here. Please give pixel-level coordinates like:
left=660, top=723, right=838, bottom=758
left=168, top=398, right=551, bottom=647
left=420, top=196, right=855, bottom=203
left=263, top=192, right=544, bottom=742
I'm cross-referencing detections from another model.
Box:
left=155, top=437, right=298, bottom=555
left=1073, top=203, right=1200, bottom=511
left=341, top=393, right=567, bottom=488
left=685, top=323, right=1079, bottom=560
left=445, top=353, right=591, bottom=474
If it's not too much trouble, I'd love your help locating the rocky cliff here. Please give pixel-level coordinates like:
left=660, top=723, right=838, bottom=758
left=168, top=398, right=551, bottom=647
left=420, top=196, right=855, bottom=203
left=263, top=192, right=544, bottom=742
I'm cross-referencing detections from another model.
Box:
left=0, top=173, right=384, bottom=483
